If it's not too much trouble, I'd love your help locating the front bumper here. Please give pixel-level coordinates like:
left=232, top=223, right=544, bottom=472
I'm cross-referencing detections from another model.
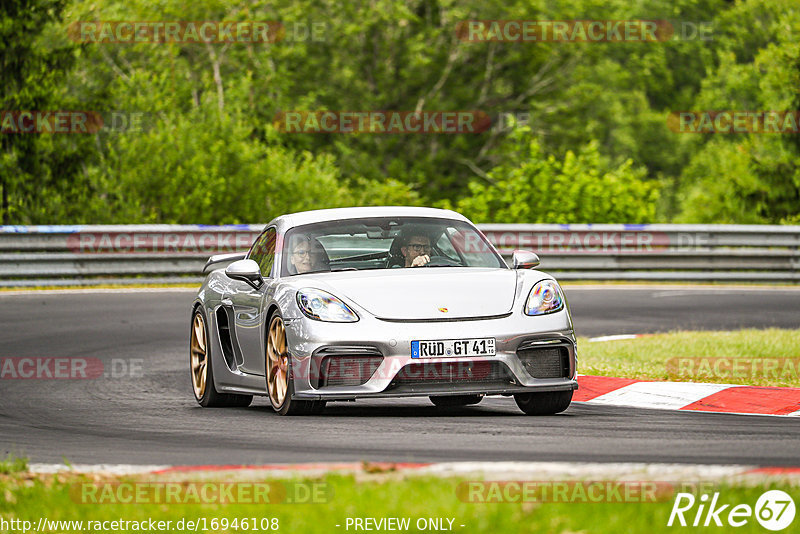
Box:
left=283, top=310, right=578, bottom=401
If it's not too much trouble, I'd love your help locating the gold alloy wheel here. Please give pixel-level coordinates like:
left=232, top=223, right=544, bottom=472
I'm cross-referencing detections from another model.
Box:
left=190, top=312, right=208, bottom=399
left=267, top=315, right=289, bottom=408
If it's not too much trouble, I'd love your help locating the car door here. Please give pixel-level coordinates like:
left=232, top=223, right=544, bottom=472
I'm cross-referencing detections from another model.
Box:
left=227, top=227, right=277, bottom=376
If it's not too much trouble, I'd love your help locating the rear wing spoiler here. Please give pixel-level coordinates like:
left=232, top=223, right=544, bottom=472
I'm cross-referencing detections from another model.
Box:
left=203, top=252, right=246, bottom=274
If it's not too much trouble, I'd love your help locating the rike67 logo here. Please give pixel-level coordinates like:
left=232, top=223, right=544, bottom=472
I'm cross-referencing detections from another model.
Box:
left=668, top=490, right=795, bottom=530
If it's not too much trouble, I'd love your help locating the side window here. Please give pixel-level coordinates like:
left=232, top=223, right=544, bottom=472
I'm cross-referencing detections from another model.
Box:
left=248, top=228, right=276, bottom=277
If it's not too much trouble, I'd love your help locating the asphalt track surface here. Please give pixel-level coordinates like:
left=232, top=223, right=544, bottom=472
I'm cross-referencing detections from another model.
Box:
left=1, top=286, right=799, bottom=466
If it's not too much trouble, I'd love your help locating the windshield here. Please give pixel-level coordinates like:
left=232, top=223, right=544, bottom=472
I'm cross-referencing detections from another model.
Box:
left=281, top=217, right=506, bottom=276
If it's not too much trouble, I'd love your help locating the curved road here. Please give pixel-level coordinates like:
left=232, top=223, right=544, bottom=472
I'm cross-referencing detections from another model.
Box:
left=1, top=286, right=798, bottom=466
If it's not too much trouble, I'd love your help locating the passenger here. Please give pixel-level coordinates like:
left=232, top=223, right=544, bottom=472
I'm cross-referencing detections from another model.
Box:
left=289, top=235, right=329, bottom=274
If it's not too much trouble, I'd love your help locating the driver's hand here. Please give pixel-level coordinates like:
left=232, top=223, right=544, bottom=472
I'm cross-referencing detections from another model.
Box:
left=411, top=255, right=430, bottom=267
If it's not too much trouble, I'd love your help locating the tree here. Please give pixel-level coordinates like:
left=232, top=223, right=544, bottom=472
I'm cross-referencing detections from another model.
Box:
left=0, top=0, right=99, bottom=224
left=91, top=107, right=419, bottom=223
left=453, top=125, right=658, bottom=223
left=677, top=2, right=800, bottom=223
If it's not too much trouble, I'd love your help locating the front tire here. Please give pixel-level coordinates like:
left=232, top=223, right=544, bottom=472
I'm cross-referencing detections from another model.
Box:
left=190, top=307, right=252, bottom=408
left=266, top=312, right=325, bottom=416
left=514, top=390, right=572, bottom=415
left=430, top=395, right=483, bottom=408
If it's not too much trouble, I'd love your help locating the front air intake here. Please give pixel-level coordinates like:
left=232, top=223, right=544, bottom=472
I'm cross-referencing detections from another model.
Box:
left=517, top=344, right=570, bottom=379
left=313, top=346, right=383, bottom=388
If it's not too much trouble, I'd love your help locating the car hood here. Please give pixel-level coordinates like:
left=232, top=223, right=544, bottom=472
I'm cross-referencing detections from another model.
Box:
left=305, top=268, right=518, bottom=320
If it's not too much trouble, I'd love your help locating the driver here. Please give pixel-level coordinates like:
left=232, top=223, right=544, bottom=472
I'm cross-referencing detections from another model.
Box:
left=400, top=233, right=432, bottom=267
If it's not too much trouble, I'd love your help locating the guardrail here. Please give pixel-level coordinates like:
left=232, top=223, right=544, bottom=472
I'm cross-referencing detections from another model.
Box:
left=0, top=223, right=798, bottom=286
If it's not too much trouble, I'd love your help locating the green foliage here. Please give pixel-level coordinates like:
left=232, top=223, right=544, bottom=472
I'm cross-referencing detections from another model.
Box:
left=89, top=109, right=419, bottom=224
left=1, top=0, right=799, bottom=224
left=677, top=2, right=800, bottom=223
left=455, top=127, right=658, bottom=223
left=0, top=0, right=99, bottom=224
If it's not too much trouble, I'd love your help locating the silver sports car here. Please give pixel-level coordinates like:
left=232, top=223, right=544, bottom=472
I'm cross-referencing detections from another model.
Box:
left=190, top=207, right=577, bottom=415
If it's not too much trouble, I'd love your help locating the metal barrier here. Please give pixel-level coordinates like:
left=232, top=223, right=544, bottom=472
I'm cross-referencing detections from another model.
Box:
left=0, top=224, right=798, bottom=286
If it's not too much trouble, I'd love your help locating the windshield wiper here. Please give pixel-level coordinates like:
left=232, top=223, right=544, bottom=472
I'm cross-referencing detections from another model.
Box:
left=330, top=267, right=358, bottom=272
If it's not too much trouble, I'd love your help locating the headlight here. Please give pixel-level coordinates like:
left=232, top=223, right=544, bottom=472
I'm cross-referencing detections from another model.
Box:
left=296, top=288, right=359, bottom=322
left=524, top=279, right=565, bottom=316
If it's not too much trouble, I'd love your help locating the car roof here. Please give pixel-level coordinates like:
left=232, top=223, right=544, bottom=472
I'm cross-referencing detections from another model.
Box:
left=268, top=206, right=470, bottom=230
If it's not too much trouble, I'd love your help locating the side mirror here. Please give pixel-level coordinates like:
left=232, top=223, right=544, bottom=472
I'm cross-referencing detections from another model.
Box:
left=512, top=250, right=540, bottom=269
left=225, top=259, right=264, bottom=289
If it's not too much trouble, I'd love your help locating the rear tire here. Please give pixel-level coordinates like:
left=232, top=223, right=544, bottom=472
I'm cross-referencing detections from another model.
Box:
left=514, top=390, right=572, bottom=415
left=267, top=312, right=326, bottom=416
left=190, top=307, right=253, bottom=408
left=430, top=395, right=483, bottom=408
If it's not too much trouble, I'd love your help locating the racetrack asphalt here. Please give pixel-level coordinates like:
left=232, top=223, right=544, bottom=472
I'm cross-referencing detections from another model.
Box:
left=1, top=286, right=798, bottom=466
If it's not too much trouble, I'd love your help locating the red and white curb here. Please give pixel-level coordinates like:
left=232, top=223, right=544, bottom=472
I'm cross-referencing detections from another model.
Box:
left=26, top=461, right=800, bottom=483
left=575, top=375, right=800, bottom=416
left=582, top=334, right=800, bottom=416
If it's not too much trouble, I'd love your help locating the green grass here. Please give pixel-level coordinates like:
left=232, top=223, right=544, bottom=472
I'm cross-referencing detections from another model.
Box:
left=580, top=328, right=800, bottom=387
left=1, top=472, right=798, bottom=533
left=0, top=455, right=28, bottom=475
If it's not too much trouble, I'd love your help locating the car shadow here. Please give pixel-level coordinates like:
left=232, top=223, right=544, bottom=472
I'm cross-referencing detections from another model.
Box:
left=243, top=398, right=576, bottom=418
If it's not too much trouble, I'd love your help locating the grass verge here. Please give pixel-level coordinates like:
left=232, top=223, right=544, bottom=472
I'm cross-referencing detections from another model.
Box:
left=0, top=455, right=27, bottom=475
left=579, top=328, right=800, bottom=387
left=1, top=472, right=798, bottom=534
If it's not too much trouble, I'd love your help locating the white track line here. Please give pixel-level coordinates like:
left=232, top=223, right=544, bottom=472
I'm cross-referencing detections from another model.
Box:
left=27, top=461, right=800, bottom=483
left=29, top=463, right=170, bottom=475
left=587, top=334, right=642, bottom=342
left=420, top=462, right=753, bottom=481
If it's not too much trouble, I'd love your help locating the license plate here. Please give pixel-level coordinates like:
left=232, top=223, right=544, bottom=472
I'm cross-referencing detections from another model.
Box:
left=411, top=338, right=496, bottom=358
